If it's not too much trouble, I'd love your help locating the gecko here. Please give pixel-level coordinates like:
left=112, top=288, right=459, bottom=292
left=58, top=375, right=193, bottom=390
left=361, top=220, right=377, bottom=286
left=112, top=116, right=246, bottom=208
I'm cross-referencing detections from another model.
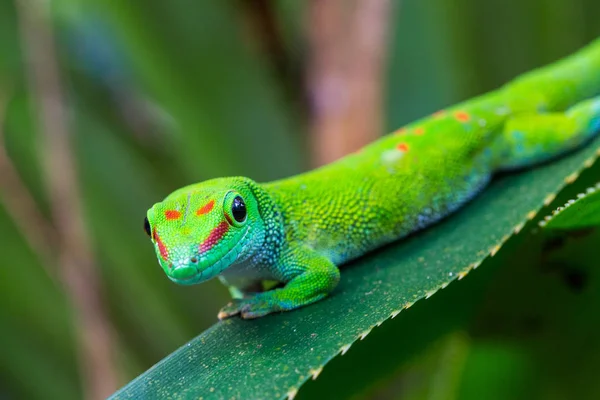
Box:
left=145, top=38, right=600, bottom=319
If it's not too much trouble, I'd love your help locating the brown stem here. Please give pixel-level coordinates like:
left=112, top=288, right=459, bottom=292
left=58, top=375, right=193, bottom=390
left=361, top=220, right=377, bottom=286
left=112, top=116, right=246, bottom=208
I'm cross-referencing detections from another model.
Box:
left=237, top=0, right=307, bottom=114
left=0, top=91, right=57, bottom=268
left=307, top=0, right=393, bottom=166
left=14, top=1, right=119, bottom=398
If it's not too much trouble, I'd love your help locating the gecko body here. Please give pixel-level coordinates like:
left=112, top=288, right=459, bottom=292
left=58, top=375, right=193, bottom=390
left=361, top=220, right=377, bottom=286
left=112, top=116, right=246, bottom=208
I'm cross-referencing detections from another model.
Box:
left=146, top=39, right=600, bottom=318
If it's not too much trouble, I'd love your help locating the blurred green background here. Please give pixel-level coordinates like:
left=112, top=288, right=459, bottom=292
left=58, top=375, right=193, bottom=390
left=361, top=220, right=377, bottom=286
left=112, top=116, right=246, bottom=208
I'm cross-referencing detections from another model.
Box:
left=1, top=0, right=600, bottom=399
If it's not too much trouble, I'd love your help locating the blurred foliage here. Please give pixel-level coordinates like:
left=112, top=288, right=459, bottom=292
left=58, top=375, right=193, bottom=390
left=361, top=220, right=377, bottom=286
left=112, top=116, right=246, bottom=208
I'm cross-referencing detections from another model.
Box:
left=0, top=0, right=599, bottom=399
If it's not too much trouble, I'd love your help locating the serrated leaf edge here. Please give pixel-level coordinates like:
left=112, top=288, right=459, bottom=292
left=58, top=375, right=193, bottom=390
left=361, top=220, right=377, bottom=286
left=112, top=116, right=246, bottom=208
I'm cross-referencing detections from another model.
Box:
left=539, top=181, right=600, bottom=228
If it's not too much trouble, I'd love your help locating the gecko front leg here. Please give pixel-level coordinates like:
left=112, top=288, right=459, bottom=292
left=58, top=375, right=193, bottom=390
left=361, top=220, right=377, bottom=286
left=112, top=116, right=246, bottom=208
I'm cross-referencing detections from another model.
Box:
left=218, top=246, right=340, bottom=319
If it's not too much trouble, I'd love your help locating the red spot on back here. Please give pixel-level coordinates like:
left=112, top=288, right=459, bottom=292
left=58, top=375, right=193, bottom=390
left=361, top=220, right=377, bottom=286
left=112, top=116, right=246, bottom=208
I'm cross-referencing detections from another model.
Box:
left=164, top=210, right=181, bottom=220
left=396, top=142, right=409, bottom=152
left=414, top=127, right=425, bottom=135
left=454, top=111, right=471, bottom=122
left=153, top=228, right=169, bottom=261
left=197, top=200, right=215, bottom=216
left=199, top=221, right=230, bottom=253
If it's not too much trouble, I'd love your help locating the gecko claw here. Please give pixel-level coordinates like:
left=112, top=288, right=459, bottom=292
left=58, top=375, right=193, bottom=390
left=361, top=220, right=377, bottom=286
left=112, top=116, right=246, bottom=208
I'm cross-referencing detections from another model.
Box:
left=217, top=300, right=243, bottom=320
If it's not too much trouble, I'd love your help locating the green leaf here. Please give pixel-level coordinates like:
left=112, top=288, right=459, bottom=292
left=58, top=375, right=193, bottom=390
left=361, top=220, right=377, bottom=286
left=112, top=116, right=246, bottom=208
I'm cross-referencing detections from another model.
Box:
left=540, top=182, right=600, bottom=230
left=456, top=217, right=600, bottom=399
left=109, top=138, right=600, bottom=399
left=300, top=206, right=600, bottom=399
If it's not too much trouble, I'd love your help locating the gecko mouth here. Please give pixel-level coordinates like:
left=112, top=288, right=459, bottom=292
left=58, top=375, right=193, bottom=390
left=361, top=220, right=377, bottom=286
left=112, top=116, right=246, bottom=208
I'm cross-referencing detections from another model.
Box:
left=168, top=227, right=251, bottom=285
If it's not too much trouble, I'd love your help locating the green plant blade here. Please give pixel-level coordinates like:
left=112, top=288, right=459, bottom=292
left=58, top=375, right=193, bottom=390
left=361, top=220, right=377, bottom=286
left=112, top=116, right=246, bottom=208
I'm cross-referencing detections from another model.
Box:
left=540, top=182, right=600, bottom=230
left=110, top=140, right=600, bottom=400
left=456, top=218, right=600, bottom=399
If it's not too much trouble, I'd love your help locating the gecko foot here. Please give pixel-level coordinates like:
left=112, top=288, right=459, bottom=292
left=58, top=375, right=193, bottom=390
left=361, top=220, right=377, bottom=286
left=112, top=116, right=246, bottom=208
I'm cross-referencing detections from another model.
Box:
left=217, top=297, right=278, bottom=320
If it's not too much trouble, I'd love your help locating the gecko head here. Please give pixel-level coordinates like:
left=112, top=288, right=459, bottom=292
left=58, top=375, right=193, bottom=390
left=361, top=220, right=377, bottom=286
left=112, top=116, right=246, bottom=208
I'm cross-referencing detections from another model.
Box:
left=145, top=177, right=265, bottom=285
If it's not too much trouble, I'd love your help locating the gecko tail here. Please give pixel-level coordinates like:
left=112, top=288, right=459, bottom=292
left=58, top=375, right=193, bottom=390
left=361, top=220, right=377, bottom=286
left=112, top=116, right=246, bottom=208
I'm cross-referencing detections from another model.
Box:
left=506, top=37, right=600, bottom=110
left=492, top=96, right=600, bottom=171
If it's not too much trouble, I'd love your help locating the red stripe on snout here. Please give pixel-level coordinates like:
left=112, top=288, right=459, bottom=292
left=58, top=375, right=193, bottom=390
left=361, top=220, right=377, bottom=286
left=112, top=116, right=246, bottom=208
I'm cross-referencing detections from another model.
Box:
left=199, top=221, right=230, bottom=253
left=153, top=228, right=169, bottom=261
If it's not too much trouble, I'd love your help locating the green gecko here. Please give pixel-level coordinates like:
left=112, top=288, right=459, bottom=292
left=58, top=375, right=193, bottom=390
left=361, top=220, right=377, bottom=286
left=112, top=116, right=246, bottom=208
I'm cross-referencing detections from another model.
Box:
left=145, top=38, right=600, bottom=319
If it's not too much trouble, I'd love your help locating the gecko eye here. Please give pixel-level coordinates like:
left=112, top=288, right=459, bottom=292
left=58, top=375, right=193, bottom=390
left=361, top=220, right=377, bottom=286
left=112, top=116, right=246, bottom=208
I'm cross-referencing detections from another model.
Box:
left=224, top=192, right=247, bottom=227
left=232, top=196, right=247, bottom=223
left=144, top=217, right=152, bottom=237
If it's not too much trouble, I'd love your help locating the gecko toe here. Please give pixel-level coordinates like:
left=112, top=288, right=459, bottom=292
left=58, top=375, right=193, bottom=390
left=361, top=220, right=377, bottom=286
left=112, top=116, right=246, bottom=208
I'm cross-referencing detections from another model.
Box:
left=240, top=308, right=272, bottom=319
left=217, top=300, right=244, bottom=320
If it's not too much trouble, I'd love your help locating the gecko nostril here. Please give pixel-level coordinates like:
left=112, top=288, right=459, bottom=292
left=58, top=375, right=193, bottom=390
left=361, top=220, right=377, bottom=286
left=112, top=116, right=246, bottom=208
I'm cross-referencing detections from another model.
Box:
left=168, top=263, right=173, bottom=269
left=190, top=257, right=198, bottom=264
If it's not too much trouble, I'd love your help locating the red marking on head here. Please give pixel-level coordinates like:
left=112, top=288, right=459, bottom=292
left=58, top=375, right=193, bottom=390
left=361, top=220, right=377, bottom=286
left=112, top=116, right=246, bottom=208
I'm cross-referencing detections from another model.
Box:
left=396, top=142, right=409, bottom=152
left=153, top=228, right=169, bottom=262
left=197, top=199, right=215, bottom=216
left=454, top=111, right=471, bottom=122
left=224, top=213, right=234, bottom=226
left=164, top=210, right=181, bottom=220
left=394, top=127, right=407, bottom=135
left=414, top=127, right=425, bottom=135
left=199, top=221, right=230, bottom=253
left=432, top=110, right=446, bottom=119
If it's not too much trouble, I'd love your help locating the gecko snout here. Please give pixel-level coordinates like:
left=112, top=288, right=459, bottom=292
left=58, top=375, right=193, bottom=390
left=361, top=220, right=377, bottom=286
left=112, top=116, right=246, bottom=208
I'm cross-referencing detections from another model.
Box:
left=171, top=264, right=198, bottom=280
left=168, top=254, right=201, bottom=281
